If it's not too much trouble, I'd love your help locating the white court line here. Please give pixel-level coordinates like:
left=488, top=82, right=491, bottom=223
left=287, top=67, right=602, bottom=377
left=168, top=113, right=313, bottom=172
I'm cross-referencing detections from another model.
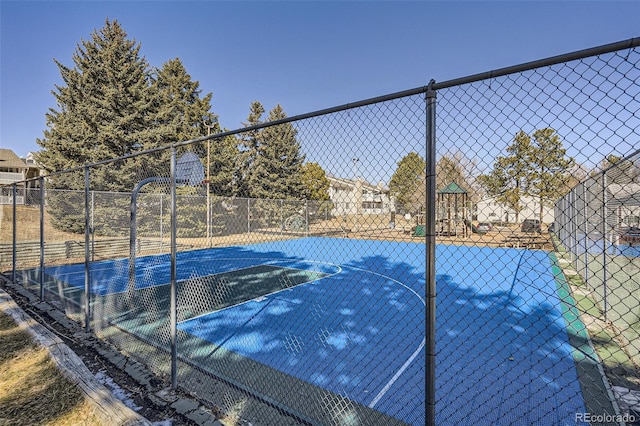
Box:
left=178, top=258, right=426, bottom=408
left=369, top=339, right=425, bottom=408
left=337, top=264, right=426, bottom=409
left=62, top=252, right=425, bottom=406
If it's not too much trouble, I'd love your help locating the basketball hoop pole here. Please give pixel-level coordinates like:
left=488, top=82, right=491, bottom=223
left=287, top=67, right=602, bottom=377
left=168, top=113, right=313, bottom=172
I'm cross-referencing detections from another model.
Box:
left=202, top=116, right=216, bottom=248
left=129, top=176, right=170, bottom=295
left=129, top=152, right=204, bottom=296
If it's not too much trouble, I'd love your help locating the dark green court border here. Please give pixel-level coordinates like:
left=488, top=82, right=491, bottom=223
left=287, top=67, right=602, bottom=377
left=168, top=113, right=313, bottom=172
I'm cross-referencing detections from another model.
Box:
left=549, top=252, right=620, bottom=419
left=13, top=264, right=330, bottom=323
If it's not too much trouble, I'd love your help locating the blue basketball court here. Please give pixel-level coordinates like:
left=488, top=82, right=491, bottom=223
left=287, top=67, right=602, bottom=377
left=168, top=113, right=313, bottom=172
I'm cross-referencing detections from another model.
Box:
left=34, top=237, right=589, bottom=425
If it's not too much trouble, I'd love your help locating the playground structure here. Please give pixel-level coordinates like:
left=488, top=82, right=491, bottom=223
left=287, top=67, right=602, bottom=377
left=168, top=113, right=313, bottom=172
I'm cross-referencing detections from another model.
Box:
left=414, top=182, right=474, bottom=237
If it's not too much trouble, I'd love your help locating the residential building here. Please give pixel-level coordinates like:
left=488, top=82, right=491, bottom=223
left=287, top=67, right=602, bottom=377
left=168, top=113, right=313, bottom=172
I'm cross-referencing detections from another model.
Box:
left=0, top=149, right=28, bottom=185
left=476, top=195, right=555, bottom=224
left=327, top=176, right=394, bottom=216
left=0, top=149, right=42, bottom=204
left=23, top=152, right=42, bottom=180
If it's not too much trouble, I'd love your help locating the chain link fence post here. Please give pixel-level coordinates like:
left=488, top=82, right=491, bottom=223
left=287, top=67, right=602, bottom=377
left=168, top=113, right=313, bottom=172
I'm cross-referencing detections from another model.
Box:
left=84, top=166, right=91, bottom=331
left=39, top=176, right=45, bottom=301
left=425, top=79, right=437, bottom=426
left=170, top=146, right=178, bottom=390
left=602, top=172, right=608, bottom=322
left=11, top=183, right=16, bottom=283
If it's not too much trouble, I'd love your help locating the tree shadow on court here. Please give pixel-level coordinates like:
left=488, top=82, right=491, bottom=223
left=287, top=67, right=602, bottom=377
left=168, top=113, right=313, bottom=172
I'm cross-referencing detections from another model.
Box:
left=173, top=247, right=426, bottom=426
left=34, top=241, right=607, bottom=425
left=434, top=266, right=597, bottom=425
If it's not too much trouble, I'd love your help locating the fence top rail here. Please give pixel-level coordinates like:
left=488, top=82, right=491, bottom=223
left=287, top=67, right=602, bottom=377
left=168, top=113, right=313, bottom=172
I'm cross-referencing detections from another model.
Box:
left=599, top=147, right=640, bottom=176
left=173, top=38, right=640, bottom=147
left=0, top=36, right=637, bottom=189
left=431, top=37, right=640, bottom=91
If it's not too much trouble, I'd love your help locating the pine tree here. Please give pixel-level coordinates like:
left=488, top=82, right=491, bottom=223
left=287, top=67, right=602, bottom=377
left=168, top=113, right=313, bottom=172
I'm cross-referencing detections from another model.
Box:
left=150, top=58, right=219, bottom=190
left=529, top=128, right=574, bottom=222
left=479, top=129, right=573, bottom=224
left=151, top=58, right=213, bottom=146
left=238, top=101, right=265, bottom=198
left=478, top=130, right=534, bottom=223
left=389, top=152, right=425, bottom=213
left=34, top=20, right=220, bottom=233
left=301, top=162, right=332, bottom=221
left=238, top=103, right=304, bottom=200
left=36, top=20, right=155, bottom=179
left=252, top=105, right=305, bottom=200
left=301, top=162, right=330, bottom=201
left=208, top=134, right=240, bottom=197
left=34, top=20, right=158, bottom=233
left=236, top=104, right=305, bottom=229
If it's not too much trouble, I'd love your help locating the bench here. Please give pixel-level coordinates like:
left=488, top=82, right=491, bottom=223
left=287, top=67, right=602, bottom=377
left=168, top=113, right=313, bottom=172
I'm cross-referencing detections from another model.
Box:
left=499, top=235, right=548, bottom=249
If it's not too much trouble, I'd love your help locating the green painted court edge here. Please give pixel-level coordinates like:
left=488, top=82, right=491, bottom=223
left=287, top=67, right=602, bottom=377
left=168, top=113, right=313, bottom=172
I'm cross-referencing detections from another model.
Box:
left=549, top=251, right=621, bottom=419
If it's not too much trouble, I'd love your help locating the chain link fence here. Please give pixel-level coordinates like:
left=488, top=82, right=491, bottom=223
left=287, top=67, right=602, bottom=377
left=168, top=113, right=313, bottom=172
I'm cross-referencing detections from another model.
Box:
left=1, top=38, right=639, bottom=425
left=555, top=148, right=640, bottom=405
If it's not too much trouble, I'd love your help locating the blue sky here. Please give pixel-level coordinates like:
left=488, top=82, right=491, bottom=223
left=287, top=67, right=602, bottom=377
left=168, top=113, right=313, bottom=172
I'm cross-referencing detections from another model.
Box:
left=1, top=1, right=639, bottom=171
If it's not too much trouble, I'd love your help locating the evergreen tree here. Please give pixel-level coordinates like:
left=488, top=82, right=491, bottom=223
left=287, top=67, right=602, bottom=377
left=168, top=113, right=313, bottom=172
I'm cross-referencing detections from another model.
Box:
left=389, top=152, right=425, bottom=213
left=36, top=19, right=155, bottom=183
left=151, top=58, right=213, bottom=146
left=208, top=134, right=241, bottom=197
left=528, top=128, right=575, bottom=223
left=301, top=162, right=332, bottom=221
left=238, top=103, right=304, bottom=200
left=478, top=130, right=534, bottom=223
left=34, top=20, right=220, bottom=233
left=151, top=59, right=222, bottom=194
left=236, top=104, right=305, bottom=229
left=34, top=19, right=158, bottom=233
left=253, top=104, right=305, bottom=200
left=301, top=162, right=330, bottom=201
left=479, top=129, right=574, bottom=224
left=238, top=101, right=265, bottom=198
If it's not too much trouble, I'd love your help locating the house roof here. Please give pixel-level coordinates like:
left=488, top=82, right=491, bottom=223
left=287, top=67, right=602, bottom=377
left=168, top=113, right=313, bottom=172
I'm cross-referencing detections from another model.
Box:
left=0, top=149, right=27, bottom=169
left=437, top=182, right=467, bottom=194
left=327, top=175, right=387, bottom=192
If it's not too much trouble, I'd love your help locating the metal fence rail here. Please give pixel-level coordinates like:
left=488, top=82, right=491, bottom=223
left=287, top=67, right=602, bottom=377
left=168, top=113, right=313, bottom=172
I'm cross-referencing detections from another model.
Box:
left=1, top=38, right=639, bottom=425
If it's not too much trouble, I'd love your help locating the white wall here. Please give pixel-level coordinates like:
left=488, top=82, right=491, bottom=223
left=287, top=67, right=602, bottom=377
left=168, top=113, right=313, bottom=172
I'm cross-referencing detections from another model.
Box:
left=476, top=196, right=555, bottom=224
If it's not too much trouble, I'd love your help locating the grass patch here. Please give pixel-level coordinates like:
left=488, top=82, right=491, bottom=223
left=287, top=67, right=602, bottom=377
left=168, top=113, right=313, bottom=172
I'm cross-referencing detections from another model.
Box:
left=588, top=325, right=640, bottom=389
left=0, top=311, right=105, bottom=426
left=566, top=273, right=586, bottom=287
left=574, top=292, right=602, bottom=317
left=590, top=328, right=632, bottom=367
left=552, top=247, right=640, bottom=392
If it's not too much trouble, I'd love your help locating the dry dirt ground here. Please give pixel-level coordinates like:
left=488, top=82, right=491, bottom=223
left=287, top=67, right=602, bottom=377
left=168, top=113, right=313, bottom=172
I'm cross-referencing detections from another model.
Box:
left=0, top=278, right=227, bottom=426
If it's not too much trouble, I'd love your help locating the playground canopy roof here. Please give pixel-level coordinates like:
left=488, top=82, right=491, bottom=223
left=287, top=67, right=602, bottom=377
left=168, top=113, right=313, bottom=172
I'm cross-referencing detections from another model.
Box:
left=437, top=182, right=467, bottom=194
